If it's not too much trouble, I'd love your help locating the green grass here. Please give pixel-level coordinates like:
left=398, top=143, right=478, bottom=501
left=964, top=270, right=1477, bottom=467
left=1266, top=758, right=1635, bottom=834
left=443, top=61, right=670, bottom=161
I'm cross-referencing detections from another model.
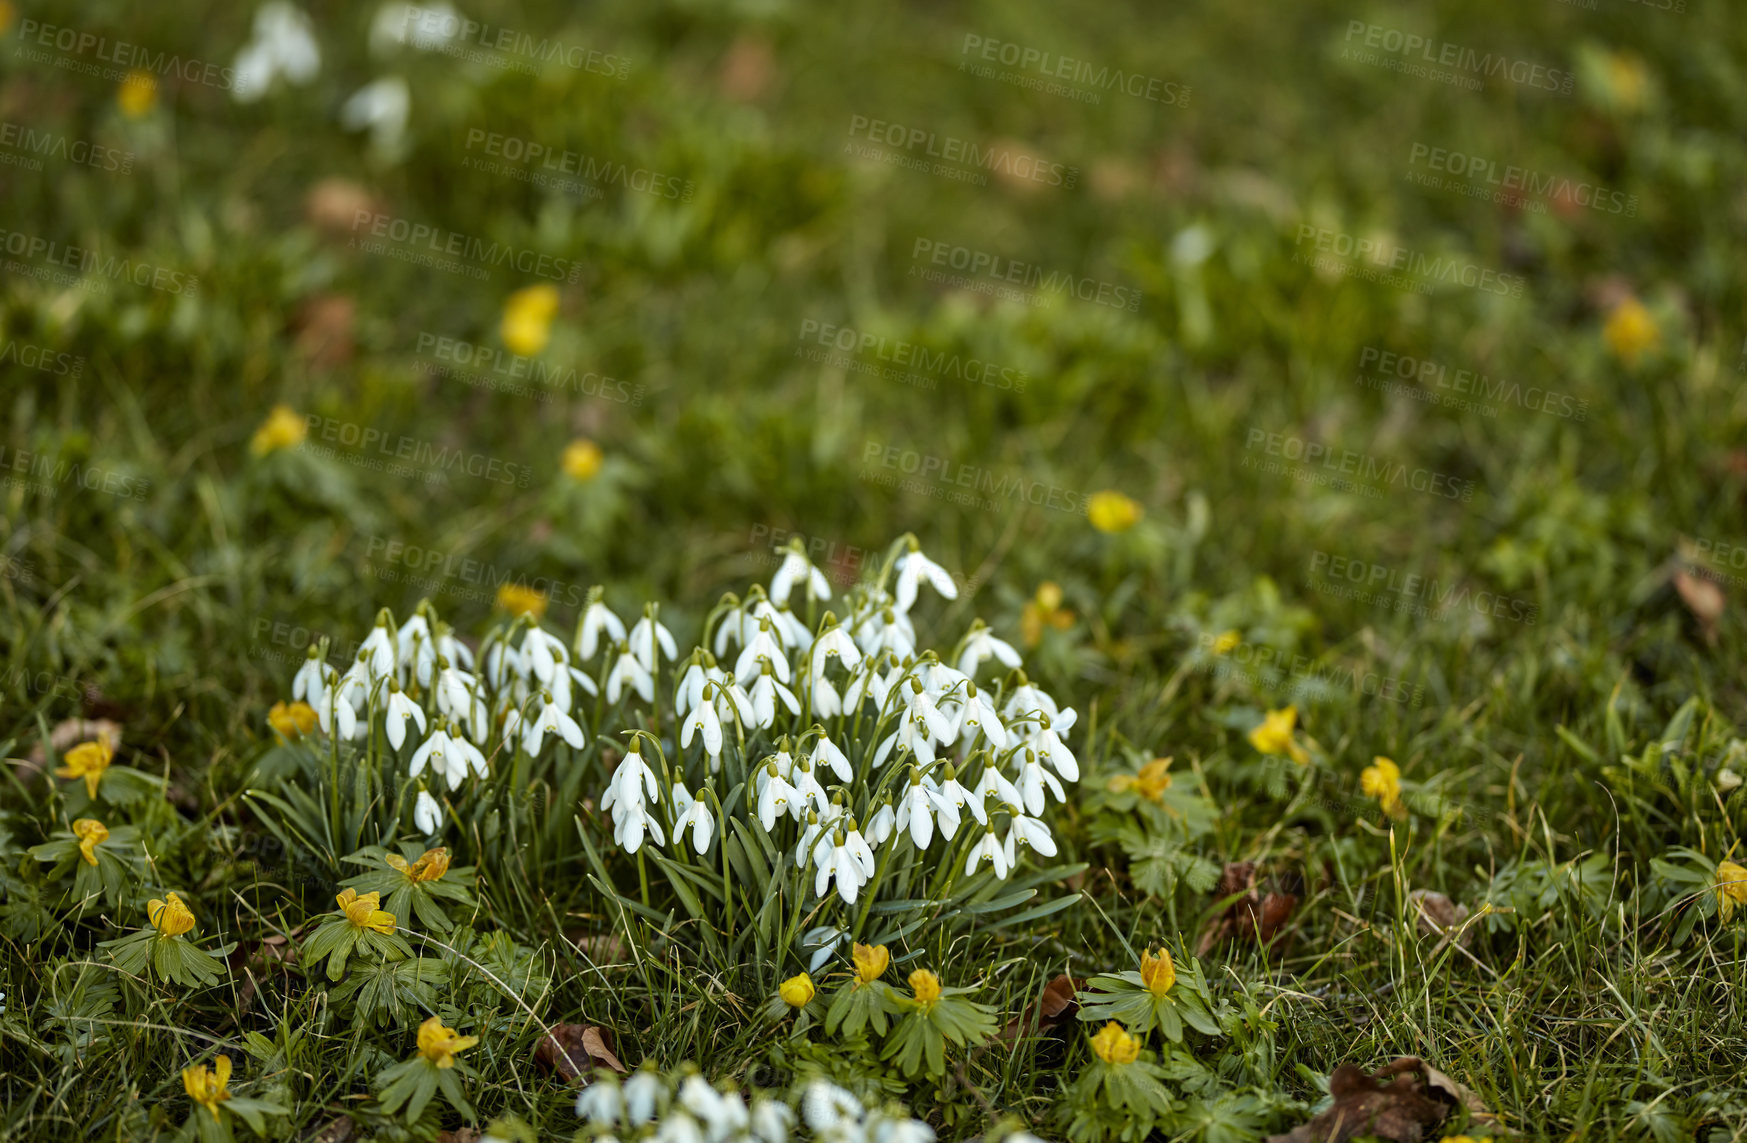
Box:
left=4, top=0, right=1747, bottom=1140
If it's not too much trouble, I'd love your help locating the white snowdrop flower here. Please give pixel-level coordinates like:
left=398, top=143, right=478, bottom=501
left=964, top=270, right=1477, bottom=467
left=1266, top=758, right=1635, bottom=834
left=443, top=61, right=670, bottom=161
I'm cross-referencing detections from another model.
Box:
left=895, top=770, right=940, bottom=850
left=520, top=627, right=570, bottom=685
left=680, top=692, right=724, bottom=760
left=455, top=730, right=488, bottom=780
left=711, top=670, right=755, bottom=730
left=773, top=605, right=813, bottom=649
left=671, top=782, right=716, bottom=854
left=974, top=763, right=1023, bottom=816
left=802, top=1081, right=862, bottom=1133
left=358, top=619, right=397, bottom=681
left=872, top=1119, right=936, bottom=1143
left=408, top=721, right=465, bottom=791
left=317, top=674, right=361, bottom=740
left=370, top=1, right=460, bottom=54
left=395, top=609, right=432, bottom=675
left=336, top=651, right=375, bottom=711
left=734, top=623, right=789, bottom=686
left=522, top=693, right=584, bottom=756
left=624, top=1071, right=661, bottom=1126
left=771, top=545, right=831, bottom=605
left=674, top=657, right=709, bottom=712
left=750, top=1099, right=794, bottom=1143
left=1003, top=812, right=1059, bottom=864
left=810, top=735, right=852, bottom=783
left=853, top=607, right=915, bottom=660
left=566, top=664, right=600, bottom=698
left=810, top=623, right=862, bottom=683
left=484, top=640, right=525, bottom=689
left=413, top=789, right=443, bottom=833
left=748, top=667, right=800, bottom=729
left=233, top=2, right=321, bottom=103
left=810, top=674, right=843, bottom=719
left=756, top=764, right=800, bottom=830
left=681, top=1077, right=747, bottom=1141
left=955, top=683, right=1009, bottom=750
left=1016, top=749, right=1067, bottom=815
left=603, top=749, right=659, bottom=814
left=383, top=683, right=427, bottom=751
left=814, top=824, right=875, bottom=905
left=935, top=763, right=983, bottom=826
left=795, top=810, right=825, bottom=866
left=712, top=603, right=754, bottom=657
left=956, top=621, right=1021, bottom=677
left=434, top=628, right=474, bottom=670
left=629, top=607, right=679, bottom=672
left=655, top=1111, right=704, bottom=1143
left=965, top=828, right=1010, bottom=879
left=893, top=546, right=958, bottom=613
left=578, top=596, right=627, bottom=661
left=1031, top=721, right=1079, bottom=781
left=576, top=1080, right=622, bottom=1126
left=790, top=757, right=830, bottom=815
left=1002, top=681, right=1066, bottom=729
left=606, top=644, right=656, bottom=704
left=864, top=799, right=895, bottom=847
left=613, top=798, right=666, bottom=853
left=435, top=662, right=488, bottom=738
left=906, top=684, right=955, bottom=744
left=292, top=647, right=326, bottom=704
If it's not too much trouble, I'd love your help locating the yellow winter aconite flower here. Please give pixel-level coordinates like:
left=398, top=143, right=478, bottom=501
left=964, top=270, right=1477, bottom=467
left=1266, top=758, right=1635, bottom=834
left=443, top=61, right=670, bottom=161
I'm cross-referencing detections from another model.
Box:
left=496, top=583, right=548, bottom=620
left=268, top=700, right=317, bottom=739
left=58, top=738, right=115, bottom=799
left=416, top=1015, right=478, bottom=1068
left=562, top=439, right=603, bottom=481
left=1109, top=757, right=1173, bottom=802
left=386, top=847, right=452, bottom=883
left=1087, top=490, right=1143, bottom=534
left=501, top=284, right=560, bottom=357
left=1603, top=297, right=1658, bottom=365
left=1139, top=948, right=1175, bottom=997
left=852, top=942, right=889, bottom=985
left=1249, top=706, right=1309, bottom=765
left=149, top=892, right=196, bottom=937
left=1211, top=629, right=1242, bottom=655
left=1090, top=1022, right=1139, bottom=1064
left=182, top=1054, right=232, bottom=1120
left=1604, top=52, right=1648, bottom=113
left=1020, top=581, right=1074, bottom=648
left=118, top=70, right=158, bottom=117
left=1361, top=756, right=1404, bottom=816
left=250, top=405, right=308, bottom=456
left=908, top=968, right=941, bottom=1009
left=779, top=972, right=815, bottom=1007
left=1715, top=860, right=1747, bottom=922
left=336, top=888, right=397, bottom=934
left=73, top=818, right=110, bottom=866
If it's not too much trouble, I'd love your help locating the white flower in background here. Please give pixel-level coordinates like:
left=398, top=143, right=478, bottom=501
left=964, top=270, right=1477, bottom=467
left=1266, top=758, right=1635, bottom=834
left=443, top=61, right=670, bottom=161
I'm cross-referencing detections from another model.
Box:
left=653, top=1112, right=703, bottom=1143
left=578, top=596, right=628, bottom=661
left=814, top=822, right=876, bottom=904
left=602, top=751, right=665, bottom=854
left=735, top=621, right=790, bottom=685
left=383, top=683, right=427, bottom=750
left=1003, top=812, right=1059, bottom=863
left=974, top=763, right=1023, bottom=816
left=413, top=789, right=443, bottom=833
left=965, top=828, right=1010, bottom=879
left=577, top=1081, right=623, bottom=1126
left=624, top=1071, right=661, bottom=1125
left=895, top=770, right=943, bottom=850
left=864, top=799, right=895, bottom=846
left=809, top=735, right=851, bottom=783
left=522, top=694, right=583, bottom=755
left=629, top=607, right=679, bottom=672
left=750, top=1098, right=793, bottom=1143
left=756, top=763, right=800, bottom=830
left=680, top=691, right=724, bottom=761
left=435, top=661, right=487, bottom=736
left=395, top=610, right=431, bottom=670
left=674, top=657, right=709, bottom=712
left=520, top=627, right=571, bottom=685
left=233, top=2, right=321, bottom=104
left=484, top=640, right=523, bottom=690
left=670, top=782, right=715, bottom=854
left=748, top=666, right=800, bottom=729
left=1016, top=749, right=1067, bottom=815
left=802, top=1081, right=863, bottom=1133
left=1030, top=719, right=1079, bottom=781
left=292, top=648, right=326, bottom=704
left=893, top=545, right=958, bottom=613
left=607, top=643, right=656, bottom=704
left=1004, top=681, right=1074, bottom=735
left=934, top=762, right=983, bottom=826
left=770, top=545, right=831, bottom=605
left=370, top=1, right=460, bottom=54
left=800, top=925, right=846, bottom=974
left=809, top=622, right=862, bottom=684
left=408, top=721, right=467, bottom=790
left=434, top=626, right=474, bottom=669
left=317, top=672, right=361, bottom=740
left=680, top=1076, right=748, bottom=1140
left=954, top=683, right=1009, bottom=750
left=358, top=619, right=397, bottom=680
left=789, top=756, right=829, bottom=815
left=853, top=607, right=915, bottom=660
left=957, top=621, right=1021, bottom=677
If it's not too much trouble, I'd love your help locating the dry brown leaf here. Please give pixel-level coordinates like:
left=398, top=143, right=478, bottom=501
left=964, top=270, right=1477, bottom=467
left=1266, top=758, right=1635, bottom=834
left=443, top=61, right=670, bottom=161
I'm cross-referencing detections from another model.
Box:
left=302, top=1116, right=355, bottom=1143
left=719, top=36, right=776, bottom=102
left=998, top=973, right=1083, bottom=1043
left=1673, top=569, right=1725, bottom=644
left=536, top=1023, right=626, bottom=1081
left=295, top=294, right=356, bottom=369
left=1266, top=1058, right=1475, bottom=1143
left=25, top=718, right=123, bottom=772
left=1196, top=861, right=1299, bottom=958
left=1409, top=889, right=1472, bottom=953
left=306, top=178, right=380, bottom=233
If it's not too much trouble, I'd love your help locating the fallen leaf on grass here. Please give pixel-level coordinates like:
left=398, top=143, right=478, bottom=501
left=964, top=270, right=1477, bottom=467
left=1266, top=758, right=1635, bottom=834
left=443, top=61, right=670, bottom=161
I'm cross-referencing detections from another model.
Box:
left=302, top=1116, right=355, bottom=1143
left=1196, top=861, right=1299, bottom=958
left=1673, top=569, right=1725, bottom=645
left=998, top=973, right=1084, bottom=1043
left=535, top=1024, right=625, bottom=1081
left=1409, top=889, right=1472, bottom=954
left=1266, top=1057, right=1496, bottom=1143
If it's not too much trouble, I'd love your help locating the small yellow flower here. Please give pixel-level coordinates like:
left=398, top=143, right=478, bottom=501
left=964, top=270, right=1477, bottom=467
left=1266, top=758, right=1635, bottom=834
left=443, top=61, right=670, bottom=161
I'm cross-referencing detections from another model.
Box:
left=1087, top=490, right=1143, bottom=534
left=1604, top=52, right=1648, bottom=113
left=1248, top=706, right=1309, bottom=765
left=1211, top=629, right=1242, bottom=656
left=181, top=1054, right=232, bottom=1121
left=386, top=847, right=452, bottom=883
left=1020, top=581, right=1075, bottom=648
left=1715, top=860, right=1747, bottom=922
left=496, top=583, right=548, bottom=620
left=1139, top=948, right=1175, bottom=997
left=149, top=892, right=196, bottom=938
left=268, top=700, right=318, bottom=740
left=1361, top=756, right=1404, bottom=816
left=0, top=2, right=14, bottom=35
left=118, top=70, right=158, bottom=118
left=416, top=1015, right=479, bottom=1068
left=1089, top=1021, right=1139, bottom=1064
left=250, top=405, right=308, bottom=456
left=852, top=943, right=889, bottom=985
left=336, top=888, right=397, bottom=934
left=562, top=439, right=603, bottom=482
left=73, top=818, right=110, bottom=866
left=779, top=972, right=815, bottom=1007
left=1109, top=756, right=1174, bottom=802
left=1603, top=297, right=1658, bottom=365
left=57, top=738, right=115, bottom=799
left=908, top=968, right=941, bottom=1009
left=501, top=284, right=560, bottom=357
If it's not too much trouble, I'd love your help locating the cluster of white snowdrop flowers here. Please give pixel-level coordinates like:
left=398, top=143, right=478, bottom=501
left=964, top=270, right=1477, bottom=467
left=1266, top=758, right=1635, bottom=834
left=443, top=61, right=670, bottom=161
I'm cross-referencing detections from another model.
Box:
left=232, top=2, right=321, bottom=102
left=576, top=1071, right=935, bottom=1143
left=278, top=536, right=1080, bottom=914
